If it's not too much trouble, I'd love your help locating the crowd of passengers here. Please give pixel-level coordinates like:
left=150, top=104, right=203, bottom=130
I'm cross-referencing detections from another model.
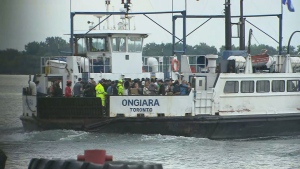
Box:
left=43, top=77, right=192, bottom=98
left=32, top=77, right=192, bottom=108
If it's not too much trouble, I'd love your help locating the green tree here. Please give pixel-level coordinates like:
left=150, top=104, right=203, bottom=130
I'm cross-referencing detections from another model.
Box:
left=218, top=45, right=240, bottom=55
left=193, top=43, right=218, bottom=55
left=24, top=37, right=69, bottom=56
left=249, top=44, right=277, bottom=55
left=0, top=49, right=22, bottom=74
left=143, top=43, right=164, bottom=56
left=281, top=45, right=298, bottom=55
left=25, top=41, right=41, bottom=55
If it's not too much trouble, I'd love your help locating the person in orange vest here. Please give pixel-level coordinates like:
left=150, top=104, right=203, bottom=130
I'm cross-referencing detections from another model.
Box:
left=65, top=80, right=72, bottom=97
left=95, top=80, right=107, bottom=107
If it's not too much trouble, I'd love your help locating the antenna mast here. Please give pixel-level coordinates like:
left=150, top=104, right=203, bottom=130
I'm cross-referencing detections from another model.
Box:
left=105, top=0, right=110, bottom=29
left=121, top=0, right=132, bottom=30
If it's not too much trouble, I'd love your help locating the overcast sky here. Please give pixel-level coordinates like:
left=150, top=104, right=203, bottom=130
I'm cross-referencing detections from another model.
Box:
left=0, top=0, right=299, bottom=52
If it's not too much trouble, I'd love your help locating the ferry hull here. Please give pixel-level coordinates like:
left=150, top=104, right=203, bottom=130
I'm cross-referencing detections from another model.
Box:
left=20, top=113, right=300, bottom=139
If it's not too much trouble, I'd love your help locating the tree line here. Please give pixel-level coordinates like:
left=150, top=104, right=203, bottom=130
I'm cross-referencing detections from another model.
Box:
left=0, top=36, right=299, bottom=74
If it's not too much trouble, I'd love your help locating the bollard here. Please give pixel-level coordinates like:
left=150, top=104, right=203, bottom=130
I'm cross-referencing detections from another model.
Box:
left=84, top=149, right=107, bottom=164
left=77, top=149, right=113, bottom=164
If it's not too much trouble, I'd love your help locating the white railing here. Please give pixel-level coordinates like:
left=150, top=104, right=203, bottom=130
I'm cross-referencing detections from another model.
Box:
left=142, top=55, right=208, bottom=73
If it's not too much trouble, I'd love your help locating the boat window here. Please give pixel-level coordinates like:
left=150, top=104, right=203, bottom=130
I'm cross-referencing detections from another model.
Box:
left=87, top=37, right=108, bottom=52
left=128, top=37, right=142, bottom=52
left=241, top=81, right=254, bottom=93
left=112, top=37, right=126, bottom=52
left=224, top=81, right=239, bottom=93
left=256, top=80, right=270, bottom=93
left=76, top=38, right=86, bottom=54
left=272, top=80, right=285, bottom=92
left=92, top=58, right=111, bottom=73
left=287, top=80, right=299, bottom=92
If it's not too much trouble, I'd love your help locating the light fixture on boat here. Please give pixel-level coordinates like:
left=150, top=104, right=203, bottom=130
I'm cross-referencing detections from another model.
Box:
left=87, top=21, right=94, bottom=25
left=87, top=21, right=94, bottom=30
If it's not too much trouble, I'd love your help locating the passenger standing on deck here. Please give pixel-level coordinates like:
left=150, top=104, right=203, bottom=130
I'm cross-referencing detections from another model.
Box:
left=95, top=80, right=107, bottom=107
left=180, top=80, right=188, bottom=95
left=187, top=82, right=192, bottom=94
left=143, top=81, right=151, bottom=95
left=173, top=80, right=181, bottom=95
left=45, top=62, right=50, bottom=76
left=65, top=80, right=72, bottom=97
left=148, top=78, right=157, bottom=95
left=107, top=81, right=118, bottom=95
left=107, top=81, right=112, bottom=95
left=84, top=79, right=96, bottom=97
left=52, top=80, right=62, bottom=97
left=133, top=82, right=143, bottom=95
left=158, top=79, right=166, bottom=95
left=90, top=78, right=97, bottom=96
left=117, top=79, right=124, bottom=95
left=73, top=78, right=83, bottom=97
left=48, top=81, right=54, bottom=96
left=34, top=81, right=43, bottom=96
left=28, top=80, right=36, bottom=96
left=165, top=79, right=174, bottom=95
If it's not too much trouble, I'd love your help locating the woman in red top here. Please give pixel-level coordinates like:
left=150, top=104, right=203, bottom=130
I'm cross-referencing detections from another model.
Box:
left=65, top=80, right=72, bottom=97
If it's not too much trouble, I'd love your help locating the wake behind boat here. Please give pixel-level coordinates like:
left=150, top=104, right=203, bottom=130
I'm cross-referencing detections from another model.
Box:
left=21, top=0, right=300, bottom=139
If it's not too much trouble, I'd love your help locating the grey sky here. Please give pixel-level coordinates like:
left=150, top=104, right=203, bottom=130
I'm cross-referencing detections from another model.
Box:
left=0, top=0, right=299, bottom=52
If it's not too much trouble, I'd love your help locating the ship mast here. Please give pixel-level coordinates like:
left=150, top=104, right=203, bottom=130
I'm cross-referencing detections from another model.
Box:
left=224, top=0, right=232, bottom=50
left=239, top=0, right=245, bottom=50
left=105, top=0, right=110, bottom=29
left=225, top=0, right=246, bottom=50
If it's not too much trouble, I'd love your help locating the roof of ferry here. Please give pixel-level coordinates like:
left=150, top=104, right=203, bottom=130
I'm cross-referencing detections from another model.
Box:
left=72, top=29, right=149, bottom=38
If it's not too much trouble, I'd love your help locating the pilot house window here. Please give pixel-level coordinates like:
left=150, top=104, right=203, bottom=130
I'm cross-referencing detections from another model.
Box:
left=224, top=81, right=239, bottom=93
left=128, top=37, right=142, bottom=52
left=241, top=81, right=254, bottom=93
left=87, top=37, right=108, bottom=52
left=112, top=37, right=126, bottom=52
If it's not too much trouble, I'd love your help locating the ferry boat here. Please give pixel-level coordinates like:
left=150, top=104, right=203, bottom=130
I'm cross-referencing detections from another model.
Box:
left=21, top=1, right=300, bottom=139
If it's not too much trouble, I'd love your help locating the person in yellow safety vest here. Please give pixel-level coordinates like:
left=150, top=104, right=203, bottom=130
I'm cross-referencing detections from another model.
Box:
left=95, top=80, right=107, bottom=107
left=45, top=62, right=50, bottom=76
left=117, top=79, right=124, bottom=95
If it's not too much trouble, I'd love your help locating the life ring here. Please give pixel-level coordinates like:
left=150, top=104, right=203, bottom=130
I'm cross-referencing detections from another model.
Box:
left=171, top=58, right=180, bottom=72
